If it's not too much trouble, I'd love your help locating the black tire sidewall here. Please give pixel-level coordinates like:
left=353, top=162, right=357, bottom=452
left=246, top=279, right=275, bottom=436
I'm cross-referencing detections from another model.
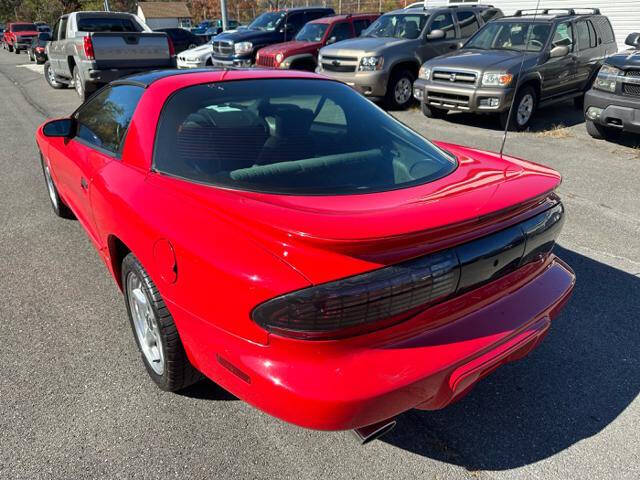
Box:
left=44, top=62, right=64, bottom=89
left=387, top=69, right=416, bottom=110
left=121, top=256, right=170, bottom=389
left=502, top=86, right=537, bottom=131
left=40, top=153, right=73, bottom=218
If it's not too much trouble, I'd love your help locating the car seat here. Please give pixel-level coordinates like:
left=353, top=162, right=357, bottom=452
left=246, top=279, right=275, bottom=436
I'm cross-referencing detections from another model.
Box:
left=256, top=106, right=316, bottom=165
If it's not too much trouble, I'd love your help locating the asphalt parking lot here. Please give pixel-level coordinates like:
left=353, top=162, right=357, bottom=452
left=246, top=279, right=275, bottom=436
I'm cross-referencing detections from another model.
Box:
left=1, top=50, right=638, bottom=480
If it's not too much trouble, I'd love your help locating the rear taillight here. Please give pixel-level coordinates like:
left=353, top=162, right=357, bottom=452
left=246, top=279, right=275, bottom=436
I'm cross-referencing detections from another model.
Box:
left=83, top=36, right=94, bottom=60
left=167, top=36, right=175, bottom=56
left=252, top=203, right=564, bottom=340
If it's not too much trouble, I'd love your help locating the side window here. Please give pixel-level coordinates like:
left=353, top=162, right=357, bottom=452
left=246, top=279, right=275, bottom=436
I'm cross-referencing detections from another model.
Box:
left=430, top=13, right=455, bottom=39
left=552, top=22, right=574, bottom=52
left=74, top=85, right=144, bottom=154
left=51, top=20, right=60, bottom=41
left=576, top=21, right=590, bottom=50
left=285, top=12, right=307, bottom=34
left=59, top=17, right=68, bottom=40
left=480, top=9, right=501, bottom=24
left=456, top=11, right=480, bottom=38
left=312, top=98, right=347, bottom=128
left=587, top=20, right=598, bottom=47
left=329, top=22, right=352, bottom=42
left=353, top=19, right=371, bottom=36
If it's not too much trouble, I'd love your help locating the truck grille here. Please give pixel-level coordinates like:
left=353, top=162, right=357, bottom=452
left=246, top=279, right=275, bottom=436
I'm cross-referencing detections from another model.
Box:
left=426, top=91, right=470, bottom=110
left=432, top=70, right=477, bottom=85
left=256, top=54, right=276, bottom=68
left=321, top=55, right=358, bottom=73
left=212, top=40, right=233, bottom=56
left=622, top=69, right=640, bottom=96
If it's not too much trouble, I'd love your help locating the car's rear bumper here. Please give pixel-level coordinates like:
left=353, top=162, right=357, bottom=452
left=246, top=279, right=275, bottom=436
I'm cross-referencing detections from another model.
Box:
left=414, top=78, right=515, bottom=113
left=169, top=255, right=574, bottom=431
left=585, top=88, right=640, bottom=134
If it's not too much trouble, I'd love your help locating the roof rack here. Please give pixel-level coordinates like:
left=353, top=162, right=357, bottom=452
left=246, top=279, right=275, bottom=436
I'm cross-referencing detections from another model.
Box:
left=514, top=8, right=600, bottom=17
left=447, top=3, right=494, bottom=8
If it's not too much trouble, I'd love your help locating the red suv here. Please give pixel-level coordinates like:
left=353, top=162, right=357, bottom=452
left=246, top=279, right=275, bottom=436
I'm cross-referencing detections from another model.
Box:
left=256, top=13, right=379, bottom=71
left=3, top=22, right=39, bottom=54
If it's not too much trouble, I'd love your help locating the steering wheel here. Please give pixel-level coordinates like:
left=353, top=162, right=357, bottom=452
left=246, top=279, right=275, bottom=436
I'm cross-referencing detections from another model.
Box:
left=529, top=39, right=544, bottom=49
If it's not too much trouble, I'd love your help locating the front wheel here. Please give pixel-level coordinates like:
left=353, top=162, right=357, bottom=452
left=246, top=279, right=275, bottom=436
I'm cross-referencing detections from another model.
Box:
left=122, top=253, right=202, bottom=392
left=421, top=102, right=447, bottom=119
left=385, top=69, right=416, bottom=110
left=500, top=86, right=537, bottom=131
left=40, top=154, right=74, bottom=219
left=586, top=120, right=619, bottom=140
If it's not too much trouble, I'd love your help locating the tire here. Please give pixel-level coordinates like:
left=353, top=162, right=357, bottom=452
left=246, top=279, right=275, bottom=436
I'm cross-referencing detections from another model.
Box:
left=421, top=102, right=447, bottom=119
left=40, top=154, right=74, bottom=219
left=73, top=66, right=86, bottom=100
left=385, top=69, right=416, bottom=110
left=44, top=61, right=67, bottom=89
left=499, top=86, right=537, bottom=131
left=585, top=119, right=619, bottom=140
left=122, top=253, right=202, bottom=392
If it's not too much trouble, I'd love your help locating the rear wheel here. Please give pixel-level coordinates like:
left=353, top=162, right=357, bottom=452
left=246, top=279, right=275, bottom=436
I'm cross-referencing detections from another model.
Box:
left=386, top=69, right=416, bottom=110
left=499, top=86, right=537, bottom=131
left=44, top=61, right=67, bottom=89
left=586, top=119, right=619, bottom=140
left=122, top=253, right=202, bottom=392
left=40, top=154, right=74, bottom=219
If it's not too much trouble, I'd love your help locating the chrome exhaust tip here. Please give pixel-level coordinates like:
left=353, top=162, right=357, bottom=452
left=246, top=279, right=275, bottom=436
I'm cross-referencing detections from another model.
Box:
left=352, top=418, right=397, bottom=445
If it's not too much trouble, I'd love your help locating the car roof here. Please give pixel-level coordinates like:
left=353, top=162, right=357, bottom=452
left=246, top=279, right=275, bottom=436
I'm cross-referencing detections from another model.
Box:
left=114, top=68, right=325, bottom=89
left=311, top=13, right=378, bottom=24
left=497, top=13, right=599, bottom=23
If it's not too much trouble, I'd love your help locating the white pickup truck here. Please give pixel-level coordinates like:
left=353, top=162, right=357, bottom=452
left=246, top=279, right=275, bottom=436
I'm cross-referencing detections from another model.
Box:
left=45, top=11, right=174, bottom=100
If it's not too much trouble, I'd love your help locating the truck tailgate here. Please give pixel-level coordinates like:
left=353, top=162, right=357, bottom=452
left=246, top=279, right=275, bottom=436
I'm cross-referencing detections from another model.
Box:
left=90, top=32, right=172, bottom=69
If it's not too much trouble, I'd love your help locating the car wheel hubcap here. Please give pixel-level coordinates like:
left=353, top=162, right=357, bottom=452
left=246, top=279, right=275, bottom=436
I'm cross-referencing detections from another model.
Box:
left=517, top=94, right=534, bottom=126
left=43, top=164, right=58, bottom=209
left=127, top=272, right=164, bottom=375
left=395, top=78, right=411, bottom=105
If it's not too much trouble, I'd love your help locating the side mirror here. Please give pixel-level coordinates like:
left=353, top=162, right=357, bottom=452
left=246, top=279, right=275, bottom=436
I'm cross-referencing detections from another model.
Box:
left=549, top=45, right=569, bottom=58
left=625, top=32, right=640, bottom=48
left=43, top=118, right=73, bottom=138
left=426, top=29, right=445, bottom=40
left=326, top=36, right=337, bottom=45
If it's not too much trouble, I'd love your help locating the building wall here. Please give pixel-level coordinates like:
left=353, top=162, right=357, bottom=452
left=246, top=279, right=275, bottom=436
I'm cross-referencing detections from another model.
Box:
left=424, top=0, right=640, bottom=50
left=145, top=17, right=181, bottom=29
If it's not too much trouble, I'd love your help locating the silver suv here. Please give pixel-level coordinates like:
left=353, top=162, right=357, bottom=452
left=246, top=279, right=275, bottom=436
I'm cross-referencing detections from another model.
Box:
left=317, top=5, right=502, bottom=109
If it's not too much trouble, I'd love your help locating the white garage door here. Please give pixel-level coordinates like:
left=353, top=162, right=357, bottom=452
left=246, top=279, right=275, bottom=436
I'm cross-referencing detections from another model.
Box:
left=424, top=0, right=640, bottom=51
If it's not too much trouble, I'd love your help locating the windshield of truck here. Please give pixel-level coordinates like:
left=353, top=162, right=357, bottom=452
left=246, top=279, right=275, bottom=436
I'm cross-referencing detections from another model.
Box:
left=362, top=14, right=427, bottom=39
left=11, top=24, right=37, bottom=32
left=248, top=12, right=285, bottom=31
left=466, top=21, right=551, bottom=52
left=154, top=79, right=456, bottom=195
left=77, top=17, right=143, bottom=33
left=295, top=23, right=328, bottom=42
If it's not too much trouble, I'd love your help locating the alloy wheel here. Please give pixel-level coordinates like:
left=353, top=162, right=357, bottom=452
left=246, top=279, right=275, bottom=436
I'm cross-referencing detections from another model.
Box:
left=394, top=77, right=412, bottom=105
left=517, top=93, right=534, bottom=126
left=127, top=272, right=165, bottom=375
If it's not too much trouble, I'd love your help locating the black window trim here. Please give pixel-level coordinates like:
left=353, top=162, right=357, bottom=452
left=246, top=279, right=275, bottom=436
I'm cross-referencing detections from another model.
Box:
left=149, top=77, right=458, bottom=196
left=69, top=83, right=144, bottom=159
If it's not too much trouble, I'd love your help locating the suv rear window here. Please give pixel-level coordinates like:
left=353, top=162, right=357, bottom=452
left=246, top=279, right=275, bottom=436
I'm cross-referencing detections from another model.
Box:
left=11, top=24, right=36, bottom=32
left=77, top=17, right=143, bottom=32
left=154, top=79, right=456, bottom=195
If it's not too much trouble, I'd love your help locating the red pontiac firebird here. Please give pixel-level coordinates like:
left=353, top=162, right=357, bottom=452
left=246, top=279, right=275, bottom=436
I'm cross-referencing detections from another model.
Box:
left=36, top=69, right=574, bottom=442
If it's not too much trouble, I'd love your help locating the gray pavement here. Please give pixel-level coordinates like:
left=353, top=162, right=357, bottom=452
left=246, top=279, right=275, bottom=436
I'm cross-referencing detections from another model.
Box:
left=0, top=51, right=638, bottom=480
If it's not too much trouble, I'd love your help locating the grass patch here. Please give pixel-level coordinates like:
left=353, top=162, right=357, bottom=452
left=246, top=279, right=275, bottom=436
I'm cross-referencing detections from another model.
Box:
left=536, top=124, right=573, bottom=139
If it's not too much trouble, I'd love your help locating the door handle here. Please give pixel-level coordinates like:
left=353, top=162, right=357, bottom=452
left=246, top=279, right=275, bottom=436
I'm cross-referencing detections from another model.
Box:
left=80, top=177, right=88, bottom=191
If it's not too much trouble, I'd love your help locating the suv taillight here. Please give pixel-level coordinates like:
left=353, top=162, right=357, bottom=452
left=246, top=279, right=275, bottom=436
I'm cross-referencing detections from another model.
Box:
left=83, top=36, right=94, bottom=60
left=252, top=203, right=564, bottom=340
left=167, top=36, right=175, bottom=56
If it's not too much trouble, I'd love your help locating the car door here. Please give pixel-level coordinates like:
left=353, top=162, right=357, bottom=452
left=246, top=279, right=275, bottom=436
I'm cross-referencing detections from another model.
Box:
left=422, top=12, right=457, bottom=59
left=574, top=19, right=602, bottom=90
left=52, top=85, right=145, bottom=242
left=539, top=21, right=579, bottom=99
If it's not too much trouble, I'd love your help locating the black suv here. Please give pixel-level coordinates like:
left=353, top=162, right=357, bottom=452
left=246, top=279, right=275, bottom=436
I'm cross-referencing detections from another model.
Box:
left=211, top=7, right=334, bottom=68
left=584, top=33, right=640, bottom=139
left=413, top=8, right=617, bottom=130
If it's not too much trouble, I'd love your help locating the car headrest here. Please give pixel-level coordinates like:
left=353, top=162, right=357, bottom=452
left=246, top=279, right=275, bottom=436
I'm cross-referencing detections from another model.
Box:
left=272, top=107, right=315, bottom=138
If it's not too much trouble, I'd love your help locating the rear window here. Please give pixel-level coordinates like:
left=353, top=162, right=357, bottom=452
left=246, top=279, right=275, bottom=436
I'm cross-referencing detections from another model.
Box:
left=154, top=79, right=456, bottom=195
left=77, top=17, right=143, bottom=33
left=11, top=24, right=36, bottom=32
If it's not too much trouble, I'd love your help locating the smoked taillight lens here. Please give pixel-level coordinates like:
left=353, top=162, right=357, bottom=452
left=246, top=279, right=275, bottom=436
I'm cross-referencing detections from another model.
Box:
left=83, top=36, right=94, bottom=60
left=252, top=203, right=564, bottom=340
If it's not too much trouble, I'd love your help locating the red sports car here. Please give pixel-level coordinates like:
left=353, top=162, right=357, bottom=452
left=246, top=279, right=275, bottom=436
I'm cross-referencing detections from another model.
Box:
left=36, top=69, right=574, bottom=443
